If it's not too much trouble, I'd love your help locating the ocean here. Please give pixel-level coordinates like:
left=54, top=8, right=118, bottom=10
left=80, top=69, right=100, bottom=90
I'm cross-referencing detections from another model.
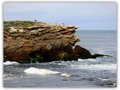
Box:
left=3, top=30, right=117, bottom=88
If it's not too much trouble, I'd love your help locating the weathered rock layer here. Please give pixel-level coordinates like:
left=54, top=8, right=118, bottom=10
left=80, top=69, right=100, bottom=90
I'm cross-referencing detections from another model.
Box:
left=4, top=21, right=80, bottom=62
left=4, top=21, right=107, bottom=63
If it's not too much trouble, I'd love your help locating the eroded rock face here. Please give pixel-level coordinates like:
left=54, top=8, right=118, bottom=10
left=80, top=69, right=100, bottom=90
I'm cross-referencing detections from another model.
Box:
left=4, top=21, right=80, bottom=62
left=4, top=21, right=108, bottom=63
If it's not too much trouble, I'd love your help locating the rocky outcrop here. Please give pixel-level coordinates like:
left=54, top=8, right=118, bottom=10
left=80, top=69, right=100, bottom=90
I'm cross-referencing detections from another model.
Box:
left=74, top=45, right=92, bottom=59
left=4, top=21, right=108, bottom=63
left=73, top=45, right=109, bottom=59
left=4, top=21, right=80, bottom=62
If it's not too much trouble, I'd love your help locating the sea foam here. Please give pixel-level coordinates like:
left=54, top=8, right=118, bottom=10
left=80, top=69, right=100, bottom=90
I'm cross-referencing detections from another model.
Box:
left=78, top=58, right=96, bottom=62
left=24, top=67, right=60, bottom=75
left=70, top=64, right=117, bottom=71
left=3, top=61, right=19, bottom=65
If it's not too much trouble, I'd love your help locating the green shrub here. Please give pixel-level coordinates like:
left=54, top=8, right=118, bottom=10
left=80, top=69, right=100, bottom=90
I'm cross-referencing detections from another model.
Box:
left=3, top=21, right=35, bottom=27
left=4, top=28, right=10, bottom=31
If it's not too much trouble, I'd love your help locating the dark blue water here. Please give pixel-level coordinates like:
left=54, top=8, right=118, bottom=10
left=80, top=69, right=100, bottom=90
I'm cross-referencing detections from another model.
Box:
left=76, top=30, right=117, bottom=63
left=76, top=30, right=117, bottom=55
left=3, top=30, right=117, bottom=88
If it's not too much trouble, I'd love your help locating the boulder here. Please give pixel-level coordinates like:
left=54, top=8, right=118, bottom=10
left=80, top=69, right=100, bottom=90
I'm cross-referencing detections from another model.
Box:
left=74, top=45, right=110, bottom=59
left=74, top=45, right=92, bottom=59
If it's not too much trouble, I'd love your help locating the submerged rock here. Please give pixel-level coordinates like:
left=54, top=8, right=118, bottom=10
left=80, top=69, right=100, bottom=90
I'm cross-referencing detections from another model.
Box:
left=4, top=20, right=108, bottom=63
left=96, top=78, right=117, bottom=87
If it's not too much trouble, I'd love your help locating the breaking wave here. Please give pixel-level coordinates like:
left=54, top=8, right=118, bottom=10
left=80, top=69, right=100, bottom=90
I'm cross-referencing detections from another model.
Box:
left=70, top=63, right=117, bottom=71
left=24, top=67, right=60, bottom=75
left=3, top=61, right=19, bottom=66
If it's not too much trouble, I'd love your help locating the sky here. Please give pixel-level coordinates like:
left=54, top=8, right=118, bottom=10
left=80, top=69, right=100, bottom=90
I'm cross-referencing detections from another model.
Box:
left=3, top=2, right=117, bottom=30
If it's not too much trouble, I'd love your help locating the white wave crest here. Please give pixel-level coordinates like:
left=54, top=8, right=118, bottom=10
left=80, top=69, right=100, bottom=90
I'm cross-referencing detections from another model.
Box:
left=60, top=73, right=73, bottom=77
left=70, top=64, right=117, bottom=71
left=78, top=58, right=96, bottom=62
left=78, top=59, right=84, bottom=61
left=24, top=67, right=60, bottom=75
left=3, top=61, right=19, bottom=65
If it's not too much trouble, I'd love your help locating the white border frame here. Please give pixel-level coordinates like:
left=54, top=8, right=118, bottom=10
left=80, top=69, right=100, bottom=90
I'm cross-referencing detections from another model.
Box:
left=0, top=0, right=119, bottom=90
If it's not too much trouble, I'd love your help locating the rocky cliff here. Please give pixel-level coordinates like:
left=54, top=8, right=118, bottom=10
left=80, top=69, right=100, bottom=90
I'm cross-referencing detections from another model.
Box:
left=4, top=21, right=106, bottom=63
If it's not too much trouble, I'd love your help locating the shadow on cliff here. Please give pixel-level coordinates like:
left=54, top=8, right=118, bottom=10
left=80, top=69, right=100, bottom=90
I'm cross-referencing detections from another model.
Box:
left=27, top=45, right=110, bottom=63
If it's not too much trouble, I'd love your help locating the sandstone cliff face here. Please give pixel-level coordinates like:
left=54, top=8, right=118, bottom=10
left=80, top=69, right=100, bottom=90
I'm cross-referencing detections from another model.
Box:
left=4, top=21, right=107, bottom=63
left=4, top=21, right=80, bottom=62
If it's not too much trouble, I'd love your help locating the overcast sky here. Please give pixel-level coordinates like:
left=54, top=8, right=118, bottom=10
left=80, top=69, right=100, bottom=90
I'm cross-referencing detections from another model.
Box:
left=3, top=2, right=117, bottom=30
